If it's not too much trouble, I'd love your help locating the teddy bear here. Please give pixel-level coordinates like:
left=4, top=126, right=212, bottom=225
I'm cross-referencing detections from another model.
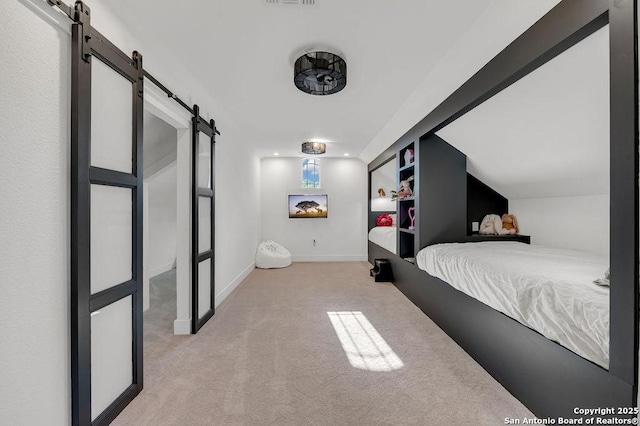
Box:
left=479, top=214, right=515, bottom=235
left=501, top=214, right=519, bottom=234
left=397, top=176, right=414, bottom=199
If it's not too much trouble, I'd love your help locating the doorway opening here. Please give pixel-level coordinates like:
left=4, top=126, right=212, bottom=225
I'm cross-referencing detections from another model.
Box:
left=142, top=109, right=184, bottom=363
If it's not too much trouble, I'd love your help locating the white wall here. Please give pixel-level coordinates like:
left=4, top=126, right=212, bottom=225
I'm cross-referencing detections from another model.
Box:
left=436, top=25, right=609, bottom=200
left=213, top=135, right=261, bottom=302
left=261, top=157, right=367, bottom=261
left=370, top=159, right=395, bottom=199
left=148, top=166, right=177, bottom=276
left=1, top=0, right=261, bottom=423
left=510, top=194, right=609, bottom=257
left=0, top=2, right=71, bottom=424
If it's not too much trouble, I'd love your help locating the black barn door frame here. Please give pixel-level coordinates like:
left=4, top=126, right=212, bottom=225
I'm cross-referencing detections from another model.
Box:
left=69, top=2, right=144, bottom=425
left=48, top=0, right=223, bottom=423
left=191, top=104, right=216, bottom=333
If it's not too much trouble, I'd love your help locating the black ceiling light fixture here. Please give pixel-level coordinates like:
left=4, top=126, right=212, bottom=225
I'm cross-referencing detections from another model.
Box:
left=301, top=142, right=326, bottom=155
left=294, top=51, right=347, bottom=95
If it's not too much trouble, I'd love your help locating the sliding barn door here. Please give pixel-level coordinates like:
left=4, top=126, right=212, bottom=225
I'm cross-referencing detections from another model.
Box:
left=69, top=5, right=144, bottom=425
left=191, top=105, right=216, bottom=333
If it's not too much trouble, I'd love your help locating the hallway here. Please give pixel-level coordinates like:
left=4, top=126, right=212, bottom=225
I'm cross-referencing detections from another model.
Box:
left=113, top=262, right=531, bottom=425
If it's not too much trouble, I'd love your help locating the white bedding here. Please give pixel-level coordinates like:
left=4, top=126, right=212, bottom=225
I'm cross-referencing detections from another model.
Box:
left=416, top=242, right=609, bottom=368
left=368, top=226, right=397, bottom=254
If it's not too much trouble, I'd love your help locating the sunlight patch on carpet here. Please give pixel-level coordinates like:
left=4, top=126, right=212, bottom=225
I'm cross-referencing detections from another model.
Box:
left=327, top=311, right=404, bottom=372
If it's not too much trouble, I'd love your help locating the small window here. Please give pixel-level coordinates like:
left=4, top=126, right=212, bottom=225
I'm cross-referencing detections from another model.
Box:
left=302, top=158, right=320, bottom=188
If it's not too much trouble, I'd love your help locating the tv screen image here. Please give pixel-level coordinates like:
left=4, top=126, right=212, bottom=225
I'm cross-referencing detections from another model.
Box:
left=288, top=194, right=328, bottom=219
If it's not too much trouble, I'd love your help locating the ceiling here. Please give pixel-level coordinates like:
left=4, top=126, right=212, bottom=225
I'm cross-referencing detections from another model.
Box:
left=437, top=25, right=610, bottom=199
left=101, top=0, right=492, bottom=158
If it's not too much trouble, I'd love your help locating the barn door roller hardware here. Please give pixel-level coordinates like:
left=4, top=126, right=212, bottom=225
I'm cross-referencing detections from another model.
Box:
left=48, top=0, right=91, bottom=62
left=46, top=0, right=221, bottom=136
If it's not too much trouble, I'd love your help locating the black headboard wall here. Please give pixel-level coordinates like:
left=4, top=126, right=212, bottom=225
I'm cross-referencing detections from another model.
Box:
left=466, top=174, right=508, bottom=235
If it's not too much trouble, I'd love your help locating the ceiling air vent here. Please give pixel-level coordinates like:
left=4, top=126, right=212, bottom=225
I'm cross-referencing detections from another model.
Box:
left=265, top=0, right=316, bottom=6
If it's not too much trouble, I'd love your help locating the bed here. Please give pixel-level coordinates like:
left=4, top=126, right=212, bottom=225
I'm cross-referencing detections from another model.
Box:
left=368, top=226, right=397, bottom=254
left=416, top=241, right=609, bottom=368
left=365, top=0, right=636, bottom=417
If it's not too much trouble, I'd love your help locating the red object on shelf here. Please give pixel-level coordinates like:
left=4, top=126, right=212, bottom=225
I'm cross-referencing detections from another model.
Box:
left=376, top=213, right=393, bottom=227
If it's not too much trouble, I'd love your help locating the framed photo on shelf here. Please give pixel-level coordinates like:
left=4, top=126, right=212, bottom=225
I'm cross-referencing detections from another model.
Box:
left=288, top=194, right=328, bottom=219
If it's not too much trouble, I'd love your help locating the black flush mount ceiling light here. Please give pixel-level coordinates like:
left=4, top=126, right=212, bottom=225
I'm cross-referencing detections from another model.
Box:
left=301, top=142, right=326, bottom=155
left=294, top=51, right=347, bottom=95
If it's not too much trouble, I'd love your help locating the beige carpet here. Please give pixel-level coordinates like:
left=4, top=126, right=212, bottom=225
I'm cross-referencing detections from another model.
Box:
left=143, top=269, right=190, bottom=363
left=113, top=262, right=531, bottom=425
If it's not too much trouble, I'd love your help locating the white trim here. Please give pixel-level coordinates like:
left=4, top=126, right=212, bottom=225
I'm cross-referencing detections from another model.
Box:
left=143, top=183, right=150, bottom=312
left=173, top=319, right=191, bottom=335
left=144, top=81, right=191, bottom=130
left=175, top=127, right=192, bottom=330
left=142, top=89, right=192, bottom=336
left=150, top=261, right=175, bottom=279
left=292, top=255, right=368, bottom=262
left=215, top=262, right=255, bottom=308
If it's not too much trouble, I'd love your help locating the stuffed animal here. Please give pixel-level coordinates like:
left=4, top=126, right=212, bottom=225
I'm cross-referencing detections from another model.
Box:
left=404, top=148, right=414, bottom=166
left=501, top=214, right=519, bottom=234
left=479, top=214, right=515, bottom=235
left=397, top=176, right=414, bottom=198
left=376, top=213, right=393, bottom=227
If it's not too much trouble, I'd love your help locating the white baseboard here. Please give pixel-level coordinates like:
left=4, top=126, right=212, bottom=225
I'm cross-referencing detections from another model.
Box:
left=150, top=261, right=174, bottom=278
left=215, top=262, right=255, bottom=308
left=292, top=255, right=368, bottom=262
left=173, top=318, right=191, bottom=335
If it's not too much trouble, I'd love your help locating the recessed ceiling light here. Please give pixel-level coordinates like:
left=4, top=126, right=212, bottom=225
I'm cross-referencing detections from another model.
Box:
left=344, top=153, right=349, bottom=156
left=274, top=152, right=280, bottom=156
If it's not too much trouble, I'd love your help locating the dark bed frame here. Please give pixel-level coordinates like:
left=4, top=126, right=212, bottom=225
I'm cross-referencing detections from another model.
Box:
left=368, top=0, right=638, bottom=418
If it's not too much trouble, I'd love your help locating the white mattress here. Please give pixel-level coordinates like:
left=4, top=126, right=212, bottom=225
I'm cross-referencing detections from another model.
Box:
left=416, top=242, right=609, bottom=368
left=368, top=226, right=396, bottom=254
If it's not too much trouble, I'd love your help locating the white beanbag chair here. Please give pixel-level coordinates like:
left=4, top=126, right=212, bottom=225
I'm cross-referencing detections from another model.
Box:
left=255, top=240, right=292, bottom=269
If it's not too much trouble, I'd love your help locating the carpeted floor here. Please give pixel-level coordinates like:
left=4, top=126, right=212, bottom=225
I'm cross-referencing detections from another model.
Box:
left=113, top=262, right=532, bottom=425
left=143, top=269, right=190, bottom=364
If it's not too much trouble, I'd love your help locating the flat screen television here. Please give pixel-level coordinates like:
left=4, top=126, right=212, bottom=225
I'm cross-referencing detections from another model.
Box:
left=288, top=194, right=328, bottom=219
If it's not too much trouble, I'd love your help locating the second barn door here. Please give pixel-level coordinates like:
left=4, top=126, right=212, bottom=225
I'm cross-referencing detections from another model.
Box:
left=191, top=105, right=216, bottom=333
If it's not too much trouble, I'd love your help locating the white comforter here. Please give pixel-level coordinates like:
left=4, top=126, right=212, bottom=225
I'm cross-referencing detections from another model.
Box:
left=416, top=242, right=609, bottom=368
left=368, top=226, right=396, bottom=254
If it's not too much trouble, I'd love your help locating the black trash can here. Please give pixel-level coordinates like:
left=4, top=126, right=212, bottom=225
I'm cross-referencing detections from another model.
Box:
left=370, top=258, right=393, bottom=282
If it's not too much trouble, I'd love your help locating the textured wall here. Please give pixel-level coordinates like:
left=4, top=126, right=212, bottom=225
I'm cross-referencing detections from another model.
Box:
left=0, top=1, right=71, bottom=424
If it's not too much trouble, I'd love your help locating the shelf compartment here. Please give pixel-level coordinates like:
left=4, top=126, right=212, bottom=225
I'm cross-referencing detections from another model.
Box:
left=398, top=200, right=415, bottom=230
left=399, top=142, right=415, bottom=168
left=399, top=231, right=415, bottom=260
